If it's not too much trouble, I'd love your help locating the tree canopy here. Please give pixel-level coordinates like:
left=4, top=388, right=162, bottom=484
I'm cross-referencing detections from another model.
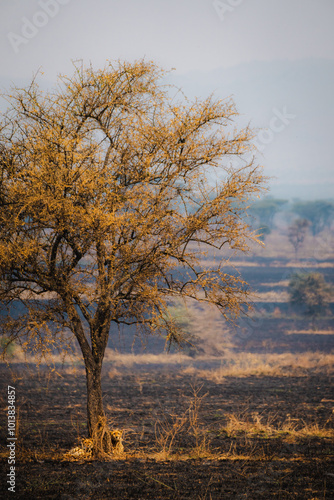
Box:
left=0, top=60, right=265, bottom=455
left=248, top=197, right=287, bottom=239
left=291, top=201, right=334, bottom=236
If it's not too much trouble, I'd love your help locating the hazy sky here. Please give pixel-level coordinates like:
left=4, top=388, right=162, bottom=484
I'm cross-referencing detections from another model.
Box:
left=1, top=0, right=334, bottom=199
left=1, top=0, right=333, bottom=81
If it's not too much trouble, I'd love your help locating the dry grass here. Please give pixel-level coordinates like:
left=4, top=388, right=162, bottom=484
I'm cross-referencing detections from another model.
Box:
left=4, top=348, right=334, bottom=381
left=247, top=230, right=334, bottom=261
left=190, top=226, right=334, bottom=263
left=2, top=380, right=333, bottom=466
left=286, top=329, right=334, bottom=335
left=103, top=350, right=334, bottom=379
left=220, top=411, right=334, bottom=441
left=251, top=290, right=289, bottom=302
left=181, top=351, right=334, bottom=381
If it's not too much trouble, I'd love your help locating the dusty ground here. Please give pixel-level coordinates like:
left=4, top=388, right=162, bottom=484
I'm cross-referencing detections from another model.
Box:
left=0, top=364, right=333, bottom=499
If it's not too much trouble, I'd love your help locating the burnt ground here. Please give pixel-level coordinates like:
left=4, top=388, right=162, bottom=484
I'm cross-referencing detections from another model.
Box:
left=0, top=365, right=334, bottom=499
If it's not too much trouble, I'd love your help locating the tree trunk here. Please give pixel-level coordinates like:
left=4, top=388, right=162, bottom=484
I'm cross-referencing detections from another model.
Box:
left=64, top=296, right=114, bottom=456
left=85, top=360, right=113, bottom=456
left=85, top=361, right=104, bottom=435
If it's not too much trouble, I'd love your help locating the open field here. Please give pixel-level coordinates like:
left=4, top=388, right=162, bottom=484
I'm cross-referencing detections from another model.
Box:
left=1, top=229, right=333, bottom=498
left=2, top=229, right=334, bottom=359
left=1, top=363, right=334, bottom=499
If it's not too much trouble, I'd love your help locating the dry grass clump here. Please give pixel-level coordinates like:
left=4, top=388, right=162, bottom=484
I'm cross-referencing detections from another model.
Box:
left=220, top=411, right=334, bottom=441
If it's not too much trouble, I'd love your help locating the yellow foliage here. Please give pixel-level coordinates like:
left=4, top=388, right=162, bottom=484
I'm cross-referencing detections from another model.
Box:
left=0, top=60, right=265, bottom=449
left=0, top=59, right=266, bottom=355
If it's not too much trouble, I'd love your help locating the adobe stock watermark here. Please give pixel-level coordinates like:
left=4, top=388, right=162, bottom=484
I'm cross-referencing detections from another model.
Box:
left=7, top=0, right=71, bottom=54
left=233, top=105, right=296, bottom=173
left=7, top=386, right=16, bottom=493
left=213, top=0, right=244, bottom=22
left=254, top=107, right=296, bottom=153
left=231, top=106, right=299, bottom=344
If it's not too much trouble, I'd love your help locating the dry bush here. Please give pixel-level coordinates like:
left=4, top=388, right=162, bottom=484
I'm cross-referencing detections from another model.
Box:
left=183, top=301, right=235, bottom=355
left=154, top=411, right=188, bottom=460
left=186, top=385, right=212, bottom=459
left=154, top=385, right=212, bottom=460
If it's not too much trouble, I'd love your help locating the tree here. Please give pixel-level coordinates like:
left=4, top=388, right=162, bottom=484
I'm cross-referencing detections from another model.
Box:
left=287, top=218, right=309, bottom=259
left=0, top=60, right=265, bottom=456
left=288, top=272, right=332, bottom=328
left=249, top=198, right=287, bottom=227
left=291, top=201, right=334, bottom=236
left=249, top=197, right=287, bottom=240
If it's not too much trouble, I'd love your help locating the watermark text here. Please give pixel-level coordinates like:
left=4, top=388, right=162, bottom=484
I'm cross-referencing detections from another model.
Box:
left=8, top=0, right=71, bottom=54
left=7, top=386, right=16, bottom=493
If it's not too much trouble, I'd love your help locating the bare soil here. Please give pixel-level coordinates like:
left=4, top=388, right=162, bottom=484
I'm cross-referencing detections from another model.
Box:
left=1, top=365, right=333, bottom=499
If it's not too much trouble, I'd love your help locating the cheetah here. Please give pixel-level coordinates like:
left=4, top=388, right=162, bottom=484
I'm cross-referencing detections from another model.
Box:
left=65, top=429, right=123, bottom=459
